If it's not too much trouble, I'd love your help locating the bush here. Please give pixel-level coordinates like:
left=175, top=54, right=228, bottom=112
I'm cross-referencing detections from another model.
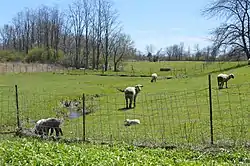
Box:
left=25, top=47, right=64, bottom=63
left=0, top=50, right=25, bottom=62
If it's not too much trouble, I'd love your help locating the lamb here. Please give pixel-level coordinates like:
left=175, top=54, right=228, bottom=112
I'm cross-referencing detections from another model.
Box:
left=34, top=119, right=47, bottom=135
left=124, top=119, right=140, bottom=126
left=117, top=84, right=143, bottom=109
left=217, top=73, right=235, bottom=89
left=151, top=73, right=158, bottom=82
left=34, top=118, right=63, bottom=137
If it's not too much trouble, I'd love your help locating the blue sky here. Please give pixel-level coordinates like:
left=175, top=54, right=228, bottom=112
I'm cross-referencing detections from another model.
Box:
left=0, top=0, right=222, bottom=53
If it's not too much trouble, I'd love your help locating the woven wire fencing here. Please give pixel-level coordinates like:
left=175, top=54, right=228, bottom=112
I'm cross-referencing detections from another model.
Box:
left=0, top=86, right=16, bottom=134
left=16, top=90, right=84, bottom=139
left=1, top=81, right=249, bottom=147
left=85, top=88, right=211, bottom=146
left=211, top=83, right=250, bottom=145
left=85, top=84, right=249, bottom=146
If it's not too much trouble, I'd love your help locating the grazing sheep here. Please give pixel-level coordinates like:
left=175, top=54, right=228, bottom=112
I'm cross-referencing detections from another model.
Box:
left=217, top=73, right=235, bottom=89
left=34, top=118, right=63, bottom=137
left=124, top=119, right=140, bottom=126
left=34, top=119, right=47, bottom=135
left=151, top=73, right=158, bottom=82
left=117, top=84, right=143, bottom=109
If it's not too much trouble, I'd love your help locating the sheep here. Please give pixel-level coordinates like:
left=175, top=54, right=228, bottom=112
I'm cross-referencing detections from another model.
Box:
left=124, top=119, right=140, bottom=126
left=34, top=119, right=47, bottom=135
left=117, top=84, right=143, bottom=109
left=151, top=73, right=158, bottom=82
left=217, top=73, right=235, bottom=89
left=34, top=118, right=63, bottom=137
left=248, top=58, right=250, bottom=65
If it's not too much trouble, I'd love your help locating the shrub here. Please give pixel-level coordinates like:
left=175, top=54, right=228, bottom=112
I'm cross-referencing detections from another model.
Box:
left=25, top=47, right=64, bottom=63
left=0, top=50, right=25, bottom=62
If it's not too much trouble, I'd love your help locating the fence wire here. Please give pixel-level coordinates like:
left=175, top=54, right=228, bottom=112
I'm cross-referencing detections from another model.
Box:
left=1, top=82, right=249, bottom=147
left=0, top=86, right=16, bottom=134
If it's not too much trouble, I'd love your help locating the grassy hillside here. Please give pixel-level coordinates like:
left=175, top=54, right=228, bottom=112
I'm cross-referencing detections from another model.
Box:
left=0, top=61, right=249, bottom=146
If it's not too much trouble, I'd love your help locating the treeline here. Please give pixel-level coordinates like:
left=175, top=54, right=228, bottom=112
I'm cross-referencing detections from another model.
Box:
left=141, top=43, right=247, bottom=62
left=0, top=0, right=136, bottom=71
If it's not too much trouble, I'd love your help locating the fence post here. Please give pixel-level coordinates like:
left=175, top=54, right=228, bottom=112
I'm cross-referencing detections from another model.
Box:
left=208, top=74, right=214, bottom=145
left=82, top=93, right=86, bottom=142
left=15, top=85, right=21, bottom=129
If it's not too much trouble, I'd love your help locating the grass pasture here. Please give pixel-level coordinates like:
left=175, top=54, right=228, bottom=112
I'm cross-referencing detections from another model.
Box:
left=0, top=61, right=249, bottom=147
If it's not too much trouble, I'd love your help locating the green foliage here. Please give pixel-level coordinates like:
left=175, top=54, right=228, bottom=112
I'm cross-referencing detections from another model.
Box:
left=0, top=138, right=249, bottom=165
left=25, top=47, right=63, bottom=63
left=0, top=50, right=25, bottom=62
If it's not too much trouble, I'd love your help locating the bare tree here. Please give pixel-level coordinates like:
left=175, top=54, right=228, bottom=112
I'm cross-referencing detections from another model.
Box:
left=69, top=0, right=85, bottom=68
left=203, top=0, right=250, bottom=59
left=110, top=30, right=134, bottom=71
left=102, top=0, right=119, bottom=71
left=145, top=44, right=155, bottom=54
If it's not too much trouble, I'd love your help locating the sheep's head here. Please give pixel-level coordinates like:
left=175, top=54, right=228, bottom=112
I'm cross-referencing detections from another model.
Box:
left=229, top=74, right=234, bottom=79
left=124, top=119, right=129, bottom=123
left=135, top=84, right=143, bottom=93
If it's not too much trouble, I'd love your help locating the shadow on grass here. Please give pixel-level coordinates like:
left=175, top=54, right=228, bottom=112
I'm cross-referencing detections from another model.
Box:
left=196, top=63, right=248, bottom=77
left=118, top=107, right=133, bottom=111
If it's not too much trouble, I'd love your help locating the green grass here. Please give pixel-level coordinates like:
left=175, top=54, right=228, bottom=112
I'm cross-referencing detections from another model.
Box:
left=0, top=61, right=249, bottom=146
left=0, top=137, right=249, bottom=165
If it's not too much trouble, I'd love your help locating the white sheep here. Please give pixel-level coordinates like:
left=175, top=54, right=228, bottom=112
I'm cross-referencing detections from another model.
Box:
left=34, top=118, right=63, bottom=137
left=33, top=119, right=46, bottom=135
left=151, top=73, right=158, bottom=82
left=124, top=119, right=140, bottom=126
left=217, top=73, right=235, bottom=89
left=117, top=84, right=143, bottom=109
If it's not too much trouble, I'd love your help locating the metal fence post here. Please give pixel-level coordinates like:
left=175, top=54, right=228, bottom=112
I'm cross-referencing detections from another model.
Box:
left=82, top=93, right=86, bottom=142
left=208, top=74, right=214, bottom=145
left=15, top=85, right=21, bottom=129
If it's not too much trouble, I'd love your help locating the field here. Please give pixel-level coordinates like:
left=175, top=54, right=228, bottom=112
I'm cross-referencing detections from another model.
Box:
left=0, top=137, right=249, bottom=165
left=0, top=61, right=249, bottom=147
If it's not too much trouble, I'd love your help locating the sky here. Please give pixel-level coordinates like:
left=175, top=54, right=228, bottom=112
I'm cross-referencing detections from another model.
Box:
left=0, top=0, right=222, bottom=54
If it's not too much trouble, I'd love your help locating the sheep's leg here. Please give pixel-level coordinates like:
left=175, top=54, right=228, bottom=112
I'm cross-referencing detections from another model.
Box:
left=225, top=81, right=228, bottom=88
left=50, top=128, right=54, bottom=136
left=125, top=98, right=129, bottom=108
left=45, top=127, right=50, bottom=136
left=219, top=82, right=222, bottom=89
left=55, top=127, right=60, bottom=137
left=221, top=82, right=224, bottom=88
left=129, top=98, right=132, bottom=108
left=133, top=96, right=136, bottom=108
left=59, top=128, right=63, bottom=136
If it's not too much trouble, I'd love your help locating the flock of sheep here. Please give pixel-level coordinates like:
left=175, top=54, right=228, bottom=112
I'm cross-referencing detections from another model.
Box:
left=32, top=71, right=235, bottom=137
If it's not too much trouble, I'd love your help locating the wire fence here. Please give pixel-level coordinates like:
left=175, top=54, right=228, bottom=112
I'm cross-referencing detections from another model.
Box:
left=0, top=62, right=68, bottom=74
left=0, top=76, right=249, bottom=147
left=0, top=86, right=16, bottom=134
